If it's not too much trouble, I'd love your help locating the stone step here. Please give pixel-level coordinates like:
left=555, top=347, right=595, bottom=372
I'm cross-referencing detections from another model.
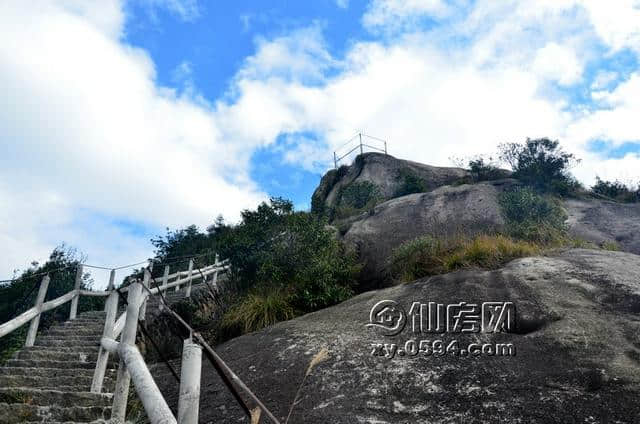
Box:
left=0, top=374, right=115, bottom=391
left=22, top=345, right=101, bottom=354
left=57, top=323, right=105, bottom=331
left=0, top=388, right=112, bottom=408
left=43, top=328, right=104, bottom=338
left=0, top=402, right=111, bottom=423
left=4, top=359, right=111, bottom=370
left=0, top=367, right=116, bottom=379
left=35, top=336, right=101, bottom=346
left=13, top=349, right=117, bottom=364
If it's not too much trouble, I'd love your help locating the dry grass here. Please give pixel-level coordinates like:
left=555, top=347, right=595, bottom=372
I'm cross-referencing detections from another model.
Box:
left=221, top=290, right=296, bottom=335
left=391, top=234, right=541, bottom=283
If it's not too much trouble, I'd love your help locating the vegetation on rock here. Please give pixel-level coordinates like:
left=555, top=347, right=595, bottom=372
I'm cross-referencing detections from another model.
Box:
left=394, top=168, right=428, bottom=197
left=499, top=187, right=569, bottom=244
left=499, top=138, right=582, bottom=195
left=390, top=234, right=540, bottom=282
left=591, top=177, right=640, bottom=203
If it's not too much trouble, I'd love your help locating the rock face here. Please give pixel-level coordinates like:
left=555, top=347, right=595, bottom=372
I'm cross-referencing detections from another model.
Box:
left=566, top=198, right=640, bottom=254
left=152, top=249, right=640, bottom=423
left=311, top=152, right=471, bottom=217
left=341, top=179, right=518, bottom=288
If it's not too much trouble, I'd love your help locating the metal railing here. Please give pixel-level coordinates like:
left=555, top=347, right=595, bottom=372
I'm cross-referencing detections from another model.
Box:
left=333, top=132, right=388, bottom=169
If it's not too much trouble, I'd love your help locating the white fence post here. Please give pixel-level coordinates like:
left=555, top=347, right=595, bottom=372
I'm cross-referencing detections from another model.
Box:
left=184, top=259, right=194, bottom=298
left=24, top=274, right=50, bottom=347
left=178, top=339, right=202, bottom=424
left=92, top=269, right=117, bottom=393
left=139, top=266, right=151, bottom=321
left=111, top=279, right=143, bottom=423
left=69, top=264, right=83, bottom=320
left=159, top=265, right=169, bottom=311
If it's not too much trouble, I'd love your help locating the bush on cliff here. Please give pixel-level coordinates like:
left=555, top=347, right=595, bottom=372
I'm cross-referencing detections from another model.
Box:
left=499, top=138, right=581, bottom=195
left=499, top=187, right=568, bottom=244
left=591, top=177, right=640, bottom=203
left=217, top=197, right=360, bottom=337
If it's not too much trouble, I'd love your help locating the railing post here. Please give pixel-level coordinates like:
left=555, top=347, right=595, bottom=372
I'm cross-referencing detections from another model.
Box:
left=25, top=274, right=50, bottom=347
left=184, top=259, right=194, bottom=298
left=178, top=339, right=202, bottom=424
left=212, top=254, right=220, bottom=290
left=69, top=264, right=83, bottom=320
left=159, top=265, right=169, bottom=311
left=139, top=266, right=151, bottom=321
left=111, top=279, right=144, bottom=423
left=92, top=269, right=117, bottom=393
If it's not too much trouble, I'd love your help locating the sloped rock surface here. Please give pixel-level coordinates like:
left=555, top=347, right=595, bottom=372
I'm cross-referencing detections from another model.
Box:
left=342, top=179, right=517, bottom=288
left=153, top=249, right=640, bottom=423
left=312, top=153, right=471, bottom=216
left=566, top=198, right=640, bottom=254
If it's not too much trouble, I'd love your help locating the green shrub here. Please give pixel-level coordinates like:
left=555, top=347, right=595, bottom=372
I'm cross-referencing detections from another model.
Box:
left=217, top=198, right=360, bottom=334
left=591, top=177, right=640, bottom=203
left=499, top=138, right=581, bottom=195
left=390, top=234, right=540, bottom=283
left=390, top=236, right=450, bottom=281
left=222, top=290, right=296, bottom=335
left=468, top=157, right=505, bottom=182
left=333, top=181, right=381, bottom=219
left=340, top=181, right=380, bottom=209
left=395, top=168, right=427, bottom=197
left=601, top=241, right=620, bottom=251
left=499, top=188, right=568, bottom=244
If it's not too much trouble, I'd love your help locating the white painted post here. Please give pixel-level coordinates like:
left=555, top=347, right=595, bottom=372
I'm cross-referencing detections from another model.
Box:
left=92, top=270, right=117, bottom=393
left=178, top=339, right=202, bottom=424
left=118, top=343, right=177, bottom=424
left=184, top=259, right=194, bottom=298
left=139, top=267, right=151, bottom=321
left=159, top=265, right=169, bottom=311
left=103, top=269, right=116, bottom=312
left=212, top=254, right=220, bottom=291
left=111, top=280, right=143, bottom=423
left=25, top=275, right=50, bottom=347
left=69, top=264, right=83, bottom=320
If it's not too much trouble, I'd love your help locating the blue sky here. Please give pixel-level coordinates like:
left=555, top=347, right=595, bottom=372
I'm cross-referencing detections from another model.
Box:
left=123, top=0, right=376, bottom=208
left=1, top=0, right=640, bottom=286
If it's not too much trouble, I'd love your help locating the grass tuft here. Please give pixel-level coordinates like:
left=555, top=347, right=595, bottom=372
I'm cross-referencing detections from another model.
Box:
left=390, top=234, right=540, bottom=283
left=222, top=290, right=296, bottom=335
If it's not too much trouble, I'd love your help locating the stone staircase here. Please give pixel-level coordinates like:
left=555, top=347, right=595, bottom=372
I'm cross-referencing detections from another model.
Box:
left=0, top=281, right=214, bottom=423
left=0, top=311, right=114, bottom=423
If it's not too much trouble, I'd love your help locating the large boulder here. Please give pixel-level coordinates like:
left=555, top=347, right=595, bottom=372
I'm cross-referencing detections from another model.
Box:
left=311, top=152, right=472, bottom=218
left=152, top=249, right=640, bottom=423
left=341, top=179, right=518, bottom=288
left=566, top=198, right=640, bottom=254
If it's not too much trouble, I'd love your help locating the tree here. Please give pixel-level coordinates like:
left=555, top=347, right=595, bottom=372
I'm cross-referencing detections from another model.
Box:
left=499, top=138, right=581, bottom=195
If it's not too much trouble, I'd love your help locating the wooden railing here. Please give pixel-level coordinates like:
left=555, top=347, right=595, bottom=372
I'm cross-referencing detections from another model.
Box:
left=0, top=265, right=107, bottom=344
left=0, top=256, right=229, bottom=424
left=94, top=260, right=229, bottom=424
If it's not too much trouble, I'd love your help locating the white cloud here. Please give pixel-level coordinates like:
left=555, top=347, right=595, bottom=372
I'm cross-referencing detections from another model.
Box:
left=336, top=0, right=349, bottom=9
left=217, top=0, right=640, bottom=189
left=363, top=0, right=452, bottom=31
left=2, top=0, right=640, bottom=284
left=533, top=42, right=583, bottom=86
left=0, top=1, right=265, bottom=283
left=141, top=0, right=201, bottom=22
